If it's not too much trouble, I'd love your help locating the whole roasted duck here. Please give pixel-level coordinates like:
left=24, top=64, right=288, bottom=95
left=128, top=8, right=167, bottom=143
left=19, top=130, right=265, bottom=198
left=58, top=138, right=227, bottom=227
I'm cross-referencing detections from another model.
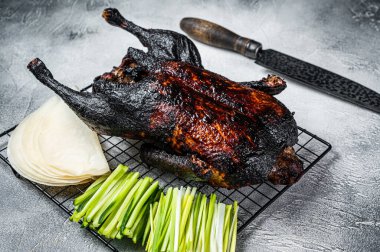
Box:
left=28, top=8, right=303, bottom=189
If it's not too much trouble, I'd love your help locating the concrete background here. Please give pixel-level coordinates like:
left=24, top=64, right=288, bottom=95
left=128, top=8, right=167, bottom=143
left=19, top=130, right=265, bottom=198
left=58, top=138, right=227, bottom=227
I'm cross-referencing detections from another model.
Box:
left=0, top=0, right=379, bottom=251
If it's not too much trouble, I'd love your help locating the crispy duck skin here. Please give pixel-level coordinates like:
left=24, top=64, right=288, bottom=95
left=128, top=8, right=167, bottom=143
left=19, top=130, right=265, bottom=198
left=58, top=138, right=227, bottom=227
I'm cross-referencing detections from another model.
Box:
left=27, top=8, right=303, bottom=189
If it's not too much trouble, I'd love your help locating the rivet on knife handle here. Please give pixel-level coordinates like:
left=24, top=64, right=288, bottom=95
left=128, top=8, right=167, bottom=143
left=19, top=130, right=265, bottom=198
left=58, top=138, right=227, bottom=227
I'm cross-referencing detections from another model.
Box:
left=180, top=17, right=262, bottom=59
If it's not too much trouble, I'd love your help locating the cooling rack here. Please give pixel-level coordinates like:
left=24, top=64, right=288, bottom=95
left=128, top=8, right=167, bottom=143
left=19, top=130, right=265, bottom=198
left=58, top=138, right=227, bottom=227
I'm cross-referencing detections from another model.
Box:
left=0, top=86, right=331, bottom=252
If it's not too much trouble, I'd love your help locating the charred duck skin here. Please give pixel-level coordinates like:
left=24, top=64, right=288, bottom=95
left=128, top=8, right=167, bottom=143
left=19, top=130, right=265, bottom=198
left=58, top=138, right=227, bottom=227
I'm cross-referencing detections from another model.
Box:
left=27, top=8, right=303, bottom=189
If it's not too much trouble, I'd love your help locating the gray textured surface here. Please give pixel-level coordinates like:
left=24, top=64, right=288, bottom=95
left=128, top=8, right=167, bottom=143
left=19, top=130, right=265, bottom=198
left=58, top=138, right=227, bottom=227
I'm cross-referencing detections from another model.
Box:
left=0, top=0, right=379, bottom=251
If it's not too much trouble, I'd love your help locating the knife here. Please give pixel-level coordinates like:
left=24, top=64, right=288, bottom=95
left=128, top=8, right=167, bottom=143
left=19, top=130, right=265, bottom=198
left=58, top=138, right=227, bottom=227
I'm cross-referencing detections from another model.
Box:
left=180, top=18, right=380, bottom=114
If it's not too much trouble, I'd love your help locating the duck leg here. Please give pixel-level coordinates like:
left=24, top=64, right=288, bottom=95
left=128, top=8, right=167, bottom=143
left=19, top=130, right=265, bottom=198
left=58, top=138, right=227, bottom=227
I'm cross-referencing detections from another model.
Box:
left=140, top=144, right=238, bottom=188
left=102, top=8, right=203, bottom=68
left=140, top=144, right=203, bottom=182
left=27, top=58, right=136, bottom=136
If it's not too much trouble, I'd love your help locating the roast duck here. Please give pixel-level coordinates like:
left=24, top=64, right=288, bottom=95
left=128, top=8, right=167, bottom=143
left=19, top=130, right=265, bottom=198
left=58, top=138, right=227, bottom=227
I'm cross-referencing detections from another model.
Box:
left=27, top=8, right=303, bottom=189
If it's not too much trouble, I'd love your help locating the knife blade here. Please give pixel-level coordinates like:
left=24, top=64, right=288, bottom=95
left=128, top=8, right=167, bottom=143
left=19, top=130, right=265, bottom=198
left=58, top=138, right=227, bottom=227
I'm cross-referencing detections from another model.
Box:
left=180, top=17, right=380, bottom=114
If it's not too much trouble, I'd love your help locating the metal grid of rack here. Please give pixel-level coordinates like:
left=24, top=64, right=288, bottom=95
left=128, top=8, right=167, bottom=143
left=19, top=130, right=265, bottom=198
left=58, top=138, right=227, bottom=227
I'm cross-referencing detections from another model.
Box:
left=0, top=86, right=331, bottom=251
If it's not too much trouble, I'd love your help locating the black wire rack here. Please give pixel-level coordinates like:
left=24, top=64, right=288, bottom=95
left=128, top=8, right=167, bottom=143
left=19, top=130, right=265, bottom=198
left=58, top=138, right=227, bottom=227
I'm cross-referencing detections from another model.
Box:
left=0, top=86, right=331, bottom=252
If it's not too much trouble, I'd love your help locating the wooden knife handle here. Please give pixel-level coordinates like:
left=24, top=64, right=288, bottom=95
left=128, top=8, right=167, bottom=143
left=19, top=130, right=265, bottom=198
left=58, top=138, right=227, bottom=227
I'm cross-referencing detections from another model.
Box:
left=180, top=17, right=262, bottom=59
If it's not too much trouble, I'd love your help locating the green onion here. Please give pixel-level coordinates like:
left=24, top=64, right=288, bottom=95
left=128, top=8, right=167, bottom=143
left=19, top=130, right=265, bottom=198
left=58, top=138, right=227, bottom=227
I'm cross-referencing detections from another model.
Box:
left=71, top=165, right=128, bottom=221
left=228, top=201, right=238, bottom=252
left=216, top=202, right=226, bottom=251
left=72, top=164, right=128, bottom=223
left=115, top=179, right=143, bottom=231
left=73, top=174, right=108, bottom=207
left=123, top=180, right=159, bottom=234
left=205, top=193, right=216, bottom=252
left=70, top=164, right=239, bottom=252
left=92, top=172, right=132, bottom=227
left=195, top=194, right=207, bottom=251
left=223, top=205, right=232, bottom=252
left=97, top=171, right=140, bottom=236
left=143, top=201, right=158, bottom=246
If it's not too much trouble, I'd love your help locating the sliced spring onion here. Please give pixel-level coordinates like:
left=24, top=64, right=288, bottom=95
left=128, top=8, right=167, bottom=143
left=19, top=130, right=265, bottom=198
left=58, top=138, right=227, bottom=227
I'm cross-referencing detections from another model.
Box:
left=71, top=164, right=128, bottom=222
left=73, top=174, right=108, bottom=207
left=70, top=164, right=239, bottom=252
